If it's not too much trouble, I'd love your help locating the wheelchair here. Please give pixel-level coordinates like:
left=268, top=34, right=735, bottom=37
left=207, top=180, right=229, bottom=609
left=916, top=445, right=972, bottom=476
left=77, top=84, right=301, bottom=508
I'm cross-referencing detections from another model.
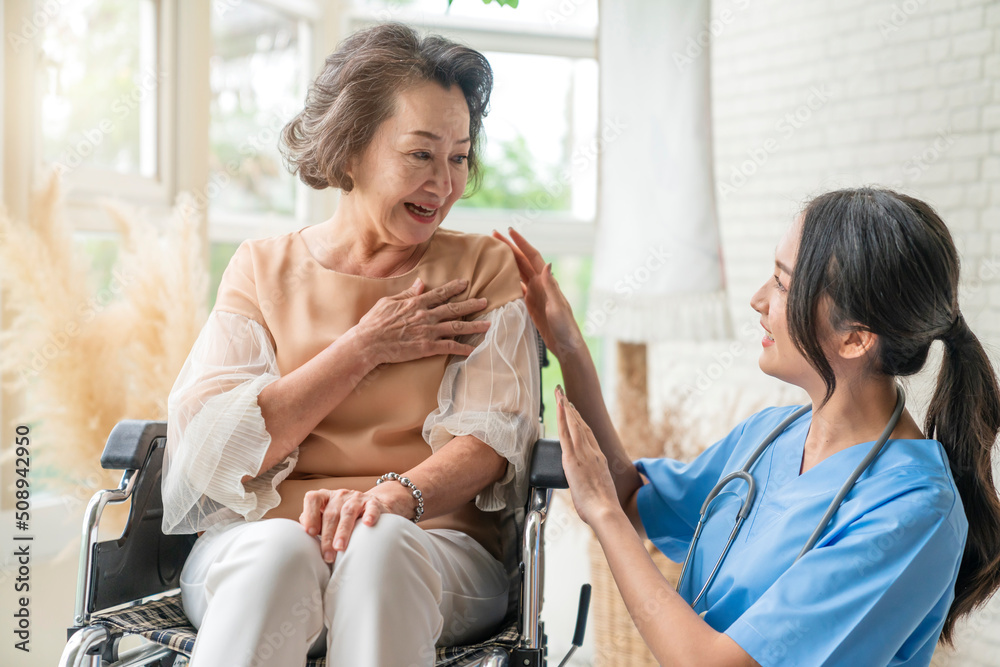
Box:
left=58, top=419, right=591, bottom=667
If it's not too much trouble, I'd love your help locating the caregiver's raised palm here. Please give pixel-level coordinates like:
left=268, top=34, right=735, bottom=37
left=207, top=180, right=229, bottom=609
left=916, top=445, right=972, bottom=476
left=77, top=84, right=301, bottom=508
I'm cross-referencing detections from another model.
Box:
left=492, top=229, right=585, bottom=357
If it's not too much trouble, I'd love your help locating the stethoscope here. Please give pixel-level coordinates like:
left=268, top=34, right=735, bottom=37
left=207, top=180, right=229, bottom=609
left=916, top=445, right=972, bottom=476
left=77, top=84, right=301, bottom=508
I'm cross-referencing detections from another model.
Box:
left=675, top=384, right=906, bottom=610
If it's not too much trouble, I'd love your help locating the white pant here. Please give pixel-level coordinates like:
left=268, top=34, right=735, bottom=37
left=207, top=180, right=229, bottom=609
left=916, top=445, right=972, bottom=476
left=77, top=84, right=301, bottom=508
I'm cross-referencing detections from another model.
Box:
left=179, top=515, right=509, bottom=667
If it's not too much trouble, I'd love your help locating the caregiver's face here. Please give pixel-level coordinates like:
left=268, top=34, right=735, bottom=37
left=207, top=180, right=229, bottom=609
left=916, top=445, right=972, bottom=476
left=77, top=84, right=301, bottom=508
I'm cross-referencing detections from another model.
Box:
left=750, top=216, right=819, bottom=386
left=347, top=80, right=471, bottom=247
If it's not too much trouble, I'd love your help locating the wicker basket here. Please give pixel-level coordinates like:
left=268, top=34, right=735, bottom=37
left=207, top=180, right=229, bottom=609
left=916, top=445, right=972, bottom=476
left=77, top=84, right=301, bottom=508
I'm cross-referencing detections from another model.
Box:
left=588, top=536, right=682, bottom=666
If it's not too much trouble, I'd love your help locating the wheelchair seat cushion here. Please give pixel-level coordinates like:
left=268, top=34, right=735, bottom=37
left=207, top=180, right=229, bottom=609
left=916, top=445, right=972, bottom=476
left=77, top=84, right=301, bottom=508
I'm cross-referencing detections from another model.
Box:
left=92, top=593, right=519, bottom=666
left=93, top=593, right=196, bottom=655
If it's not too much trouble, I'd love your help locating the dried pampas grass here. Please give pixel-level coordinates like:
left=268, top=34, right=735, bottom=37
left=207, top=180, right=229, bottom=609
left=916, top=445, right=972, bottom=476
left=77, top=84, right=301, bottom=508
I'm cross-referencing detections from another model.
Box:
left=0, top=170, right=208, bottom=502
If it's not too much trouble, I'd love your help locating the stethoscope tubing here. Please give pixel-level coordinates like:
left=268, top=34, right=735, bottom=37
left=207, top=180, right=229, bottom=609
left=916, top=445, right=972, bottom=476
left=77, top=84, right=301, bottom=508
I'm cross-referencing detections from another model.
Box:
left=674, top=384, right=906, bottom=610
left=795, top=385, right=906, bottom=560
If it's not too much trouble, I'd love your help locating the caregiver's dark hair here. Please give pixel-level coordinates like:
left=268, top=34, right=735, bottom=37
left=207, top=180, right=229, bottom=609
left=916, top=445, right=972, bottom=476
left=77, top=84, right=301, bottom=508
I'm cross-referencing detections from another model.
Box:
left=280, top=22, right=492, bottom=193
left=787, top=186, right=1000, bottom=644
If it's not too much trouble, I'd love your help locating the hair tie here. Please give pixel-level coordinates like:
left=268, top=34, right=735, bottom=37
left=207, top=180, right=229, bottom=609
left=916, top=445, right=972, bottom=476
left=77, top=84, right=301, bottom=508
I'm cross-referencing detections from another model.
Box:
left=942, top=313, right=968, bottom=348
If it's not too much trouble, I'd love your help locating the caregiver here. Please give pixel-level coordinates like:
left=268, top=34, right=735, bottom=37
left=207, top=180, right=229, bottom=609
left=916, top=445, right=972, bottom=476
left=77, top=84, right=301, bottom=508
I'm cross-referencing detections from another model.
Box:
left=496, top=187, right=1000, bottom=666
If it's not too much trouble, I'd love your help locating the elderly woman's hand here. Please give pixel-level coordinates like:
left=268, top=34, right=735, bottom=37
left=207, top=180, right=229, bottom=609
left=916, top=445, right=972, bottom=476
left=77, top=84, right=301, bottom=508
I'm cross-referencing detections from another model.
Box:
left=299, top=481, right=417, bottom=564
left=354, top=277, right=492, bottom=366
left=492, top=229, right=586, bottom=359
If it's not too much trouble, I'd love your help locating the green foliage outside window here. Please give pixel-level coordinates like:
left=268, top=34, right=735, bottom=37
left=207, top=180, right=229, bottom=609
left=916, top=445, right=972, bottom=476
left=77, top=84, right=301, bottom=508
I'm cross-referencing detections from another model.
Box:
left=460, top=134, right=570, bottom=212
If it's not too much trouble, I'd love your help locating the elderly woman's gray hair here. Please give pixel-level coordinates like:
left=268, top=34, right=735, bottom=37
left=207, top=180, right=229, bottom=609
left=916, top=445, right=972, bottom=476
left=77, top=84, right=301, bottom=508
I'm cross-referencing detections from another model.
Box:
left=280, top=22, right=493, bottom=194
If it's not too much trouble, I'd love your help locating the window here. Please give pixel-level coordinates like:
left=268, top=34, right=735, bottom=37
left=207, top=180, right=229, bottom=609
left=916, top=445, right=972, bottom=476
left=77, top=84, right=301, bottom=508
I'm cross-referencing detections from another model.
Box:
left=40, top=0, right=156, bottom=176
left=459, top=51, right=598, bottom=224
left=208, top=0, right=316, bottom=299
left=209, top=1, right=307, bottom=221
left=38, top=0, right=166, bottom=204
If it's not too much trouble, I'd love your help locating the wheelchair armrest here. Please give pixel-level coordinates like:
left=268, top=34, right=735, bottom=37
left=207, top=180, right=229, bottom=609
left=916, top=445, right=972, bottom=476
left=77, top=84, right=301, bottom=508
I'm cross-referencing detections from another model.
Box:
left=527, top=438, right=567, bottom=489
left=100, top=420, right=167, bottom=470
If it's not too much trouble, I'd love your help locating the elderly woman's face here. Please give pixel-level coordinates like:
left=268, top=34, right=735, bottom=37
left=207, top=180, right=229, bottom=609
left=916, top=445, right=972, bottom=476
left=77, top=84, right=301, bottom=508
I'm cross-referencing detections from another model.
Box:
left=348, top=80, right=471, bottom=246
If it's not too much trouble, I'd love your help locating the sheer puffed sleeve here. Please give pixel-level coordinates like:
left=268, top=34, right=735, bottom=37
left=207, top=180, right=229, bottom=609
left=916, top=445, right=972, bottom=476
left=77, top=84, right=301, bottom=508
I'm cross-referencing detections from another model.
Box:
left=423, top=299, right=541, bottom=511
left=163, top=239, right=297, bottom=534
left=162, top=310, right=296, bottom=534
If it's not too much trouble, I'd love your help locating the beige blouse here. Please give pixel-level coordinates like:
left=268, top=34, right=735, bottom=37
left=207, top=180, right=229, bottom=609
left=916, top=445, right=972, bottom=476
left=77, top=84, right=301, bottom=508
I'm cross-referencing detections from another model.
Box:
left=162, top=227, right=541, bottom=560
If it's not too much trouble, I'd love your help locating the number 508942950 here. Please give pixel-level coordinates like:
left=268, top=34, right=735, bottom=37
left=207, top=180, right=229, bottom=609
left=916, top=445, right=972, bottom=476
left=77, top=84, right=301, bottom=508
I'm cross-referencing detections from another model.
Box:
left=15, top=424, right=30, bottom=524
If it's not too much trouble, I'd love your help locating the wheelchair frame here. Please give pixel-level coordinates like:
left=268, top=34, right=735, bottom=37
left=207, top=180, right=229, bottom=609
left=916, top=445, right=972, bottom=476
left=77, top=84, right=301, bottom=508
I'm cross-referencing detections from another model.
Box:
left=59, top=419, right=587, bottom=667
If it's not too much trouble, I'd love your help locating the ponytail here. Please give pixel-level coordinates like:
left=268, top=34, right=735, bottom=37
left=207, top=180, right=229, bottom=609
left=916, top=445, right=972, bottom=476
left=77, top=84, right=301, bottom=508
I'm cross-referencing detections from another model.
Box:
left=791, top=188, right=1000, bottom=645
left=925, top=315, right=1000, bottom=644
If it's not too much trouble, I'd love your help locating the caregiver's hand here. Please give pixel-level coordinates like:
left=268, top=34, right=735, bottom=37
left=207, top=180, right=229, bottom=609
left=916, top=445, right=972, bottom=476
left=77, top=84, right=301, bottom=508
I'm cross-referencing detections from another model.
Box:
left=299, top=482, right=416, bottom=564
left=555, top=385, right=621, bottom=526
left=492, top=228, right=585, bottom=358
left=354, top=277, right=491, bottom=366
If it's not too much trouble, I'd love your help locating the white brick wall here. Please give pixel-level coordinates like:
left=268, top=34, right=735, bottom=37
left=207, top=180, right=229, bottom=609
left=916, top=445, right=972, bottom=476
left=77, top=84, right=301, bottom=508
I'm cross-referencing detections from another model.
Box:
left=710, top=0, right=999, bottom=350
left=702, top=0, right=1000, bottom=663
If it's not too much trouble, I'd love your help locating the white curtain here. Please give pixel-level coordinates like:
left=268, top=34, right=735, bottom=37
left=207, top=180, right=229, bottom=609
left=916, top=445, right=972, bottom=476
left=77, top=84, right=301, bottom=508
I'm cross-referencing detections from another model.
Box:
left=588, top=0, right=730, bottom=343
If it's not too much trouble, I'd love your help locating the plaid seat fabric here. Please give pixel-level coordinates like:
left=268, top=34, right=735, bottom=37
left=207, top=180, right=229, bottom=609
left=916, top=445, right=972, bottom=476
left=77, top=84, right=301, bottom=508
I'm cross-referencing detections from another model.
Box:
left=92, top=593, right=519, bottom=666
left=93, top=594, right=196, bottom=656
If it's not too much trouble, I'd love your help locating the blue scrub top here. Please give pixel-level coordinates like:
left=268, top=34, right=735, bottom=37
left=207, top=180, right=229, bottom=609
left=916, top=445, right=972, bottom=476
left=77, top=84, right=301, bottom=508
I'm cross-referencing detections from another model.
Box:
left=636, top=405, right=968, bottom=667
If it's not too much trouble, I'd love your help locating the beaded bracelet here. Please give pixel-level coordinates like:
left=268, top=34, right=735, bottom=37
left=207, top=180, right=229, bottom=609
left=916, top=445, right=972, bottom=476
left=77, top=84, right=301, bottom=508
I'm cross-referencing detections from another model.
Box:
left=375, top=472, right=425, bottom=523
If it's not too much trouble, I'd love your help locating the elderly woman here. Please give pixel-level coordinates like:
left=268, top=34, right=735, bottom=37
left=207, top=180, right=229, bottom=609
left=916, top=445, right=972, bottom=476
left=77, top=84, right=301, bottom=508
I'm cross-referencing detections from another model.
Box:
left=161, top=23, right=539, bottom=667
